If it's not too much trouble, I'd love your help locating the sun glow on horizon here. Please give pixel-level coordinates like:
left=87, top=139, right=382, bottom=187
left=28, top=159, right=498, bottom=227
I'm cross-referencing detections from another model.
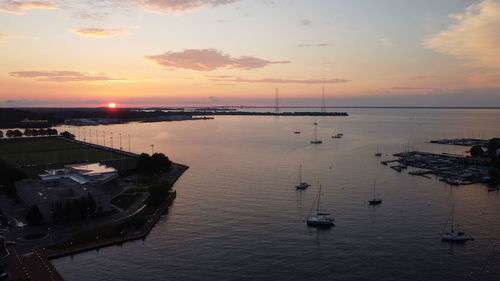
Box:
left=108, top=102, right=117, bottom=108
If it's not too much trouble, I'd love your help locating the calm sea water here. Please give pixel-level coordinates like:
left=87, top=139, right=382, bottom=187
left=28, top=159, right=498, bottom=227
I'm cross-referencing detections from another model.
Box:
left=53, top=108, right=500, bottom=281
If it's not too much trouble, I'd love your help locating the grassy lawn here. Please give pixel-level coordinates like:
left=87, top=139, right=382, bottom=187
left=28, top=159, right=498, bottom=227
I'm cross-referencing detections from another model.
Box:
left=111, top=193, right=143, bottom=211
left=0, top=137, right=136, bottom=173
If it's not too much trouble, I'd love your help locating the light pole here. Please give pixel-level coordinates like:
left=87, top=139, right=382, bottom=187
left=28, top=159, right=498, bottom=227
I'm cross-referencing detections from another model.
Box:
left=151, top=144, right=154, bottom=155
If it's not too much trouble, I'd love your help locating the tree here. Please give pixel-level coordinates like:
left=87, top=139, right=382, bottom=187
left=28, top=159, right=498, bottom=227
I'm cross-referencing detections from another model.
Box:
left=0, top=159, right=26, bottom=198
left=60, top=131, right=75, bottom=139
left=151, top=153, right=172, bottom=172
left=136, top=153, right=152, bottom=172
left=487, top=138, right=500, bottom=157
left=86, top=193, right=97, bottom=215
left=137, top=153, right=172, bottom=174
left=470, top=145, right=484, bottom=157
left=25, top=205, right=43, bottom=225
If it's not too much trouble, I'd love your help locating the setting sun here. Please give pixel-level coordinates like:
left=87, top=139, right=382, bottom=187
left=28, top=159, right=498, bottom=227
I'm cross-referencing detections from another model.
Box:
left=108, top=102, right=116, bottom=108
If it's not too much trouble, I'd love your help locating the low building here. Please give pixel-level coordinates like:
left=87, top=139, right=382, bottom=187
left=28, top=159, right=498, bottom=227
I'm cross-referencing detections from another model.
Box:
left=16, top=163, right=119, bottom=223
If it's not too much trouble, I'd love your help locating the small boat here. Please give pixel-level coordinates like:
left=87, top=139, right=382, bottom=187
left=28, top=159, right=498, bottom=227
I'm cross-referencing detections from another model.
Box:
left=307, top=185, right=334, bottom=227
left=295, top=163, right=310, bottom=190
left=310, top=123, right=323, bottom=144
left=332, top=128, right=343, bottom=138
left=294, top=131, right=301, bottom=134
left=442, top=203, right=473, bottom=242
left=368, top=179, right=382, bottom=205
left=374, top=145, right=382, bottom=157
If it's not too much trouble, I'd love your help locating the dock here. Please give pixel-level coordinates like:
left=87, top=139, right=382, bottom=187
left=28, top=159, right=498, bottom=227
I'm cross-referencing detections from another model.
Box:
left=384, top=151, right=491, bottom=185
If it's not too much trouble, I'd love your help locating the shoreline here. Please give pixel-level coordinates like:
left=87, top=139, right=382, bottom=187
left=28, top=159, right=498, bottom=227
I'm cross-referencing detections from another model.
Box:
left=44, top=163, right=188, bottom=259
left=5, top=163, right=189, bottom=280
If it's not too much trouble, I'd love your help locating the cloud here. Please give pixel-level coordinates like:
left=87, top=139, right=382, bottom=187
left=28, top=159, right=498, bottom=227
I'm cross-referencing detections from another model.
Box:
left=145, top=49, right=290, bottom=71
left=71, top=28, right=125, bottom=37
left=72, top=11, right=110, bottom=20
left=300, top=19, right=311, bottom=26
left=423, top=0, right=500, bottom=69
left=379, top=38, right=393, bottom=46
left=208, top=96, right=219, bottom=102
left=0, top=0, right=59, bottom=15
left=389, top=86, right=439, bottom=91
left=208, top=75, right=350, bottom=84
left=0, top=33, right=10, bottom=39
left=297, top=43, right=331, bottom=48
left=9, top=70, right=125, bottom=82
left=138, top=0, right=238, bottom=13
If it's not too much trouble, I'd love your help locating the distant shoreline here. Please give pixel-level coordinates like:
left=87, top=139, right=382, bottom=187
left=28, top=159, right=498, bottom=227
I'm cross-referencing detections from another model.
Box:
left=2, top=106, right=500, bottom=109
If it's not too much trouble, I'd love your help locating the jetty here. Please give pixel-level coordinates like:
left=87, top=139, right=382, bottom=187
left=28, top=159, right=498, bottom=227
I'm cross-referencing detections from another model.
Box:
left=430, top=138, right=488, bottom=147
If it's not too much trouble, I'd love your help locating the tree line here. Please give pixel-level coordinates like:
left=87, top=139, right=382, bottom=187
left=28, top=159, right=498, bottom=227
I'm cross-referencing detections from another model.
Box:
left=50, top=193, right=98, bottom=223
left=0, top=128, right=58, bottom=138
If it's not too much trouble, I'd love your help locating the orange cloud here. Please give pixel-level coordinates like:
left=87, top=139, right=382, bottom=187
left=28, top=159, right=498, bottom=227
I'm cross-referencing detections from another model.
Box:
left=9, top=70, right=124, bottom=83
left=0, top=0, right=58, bottom=15
left=423, top=0, right=500, bottom=69
left=208, top=75, right=349, bottom=84
left=145, top=49, right=290, bottom=71
left=0, top=33, right=10, bottom=39
left=71, top=28, right=125, bottom=38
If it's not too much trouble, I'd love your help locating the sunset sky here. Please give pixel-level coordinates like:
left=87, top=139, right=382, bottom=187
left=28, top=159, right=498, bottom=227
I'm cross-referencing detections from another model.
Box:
left=1, top=0, right=499, bottom=107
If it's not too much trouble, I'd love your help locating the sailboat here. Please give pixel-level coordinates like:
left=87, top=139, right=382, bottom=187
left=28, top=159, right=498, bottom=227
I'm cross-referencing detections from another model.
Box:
left=307, top=185, right=334, bottom=227
left=332, top=128, right=343, bottom=138
left=441, top=203, right=473, bottom=242
left=368, top=179, right=382, bottom=205
left=310, top=123, right=323, bottom=144
left=374, top=145, right=382, bottom=157
left=295, top=163, right=310, bottom=190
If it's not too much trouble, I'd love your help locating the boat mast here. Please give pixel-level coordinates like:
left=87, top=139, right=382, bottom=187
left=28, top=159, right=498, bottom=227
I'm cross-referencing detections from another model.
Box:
left=451, top=203, right=455, bottom=233
left=314, top=123, right=318, bottom=142
left=317, top=185, right=321, bottom=215
left=373, top=179, right=376, bottom=199
left=298, top=163, right=302, bottom=184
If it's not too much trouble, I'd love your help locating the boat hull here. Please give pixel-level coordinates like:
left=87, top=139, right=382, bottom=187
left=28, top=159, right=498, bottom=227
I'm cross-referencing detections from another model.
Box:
left=369, top=199, right=382, bottom=205
left=307, top=215, right=335, bottom=227
left=307, top=220, right=334, bottom=227
left=441, top=233, right=473, bottom=242
left=296, top=183, right=310, bottom=190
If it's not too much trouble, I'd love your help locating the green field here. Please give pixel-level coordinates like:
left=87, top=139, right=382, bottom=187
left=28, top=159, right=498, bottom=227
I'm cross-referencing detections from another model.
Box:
left=0, top=137, right=137, bottom=173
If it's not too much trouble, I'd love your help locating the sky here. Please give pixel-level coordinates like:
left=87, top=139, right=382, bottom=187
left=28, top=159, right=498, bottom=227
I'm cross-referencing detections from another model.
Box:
left=0, top=0, right=499, bottom=107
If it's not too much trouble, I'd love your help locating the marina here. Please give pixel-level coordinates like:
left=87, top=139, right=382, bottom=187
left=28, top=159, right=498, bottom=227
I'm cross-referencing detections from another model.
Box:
left=384, top=151, right=492, bottom=185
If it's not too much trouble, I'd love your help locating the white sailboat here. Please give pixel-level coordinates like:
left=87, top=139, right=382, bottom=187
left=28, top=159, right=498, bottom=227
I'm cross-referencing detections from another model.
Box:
left=310, top=122, right=323, bottom=144
left=368, top=179, right=382, bottom=205
left=441, top=203, right=473, bottom=242
left=295, top=163, right=310, bottom=190
left=307, top=185, right=334, bottom=227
